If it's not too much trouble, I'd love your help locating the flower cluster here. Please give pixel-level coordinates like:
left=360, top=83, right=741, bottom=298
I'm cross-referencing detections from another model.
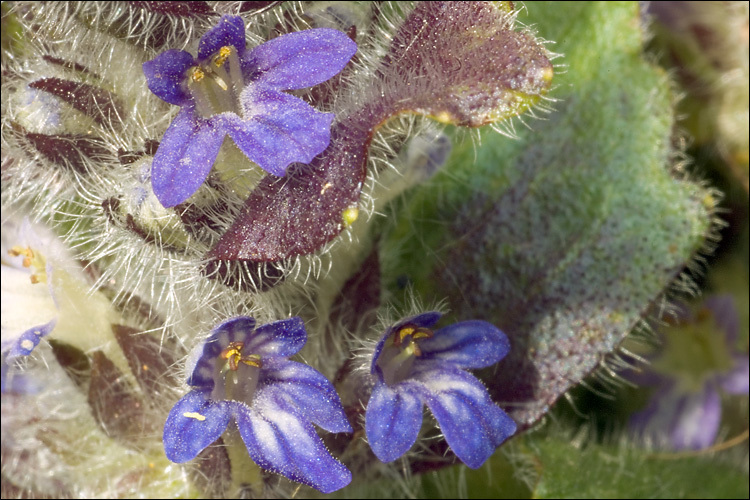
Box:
left=143, top=15, right=357, bottom=207
left=162, top=312, right=516, bottom=492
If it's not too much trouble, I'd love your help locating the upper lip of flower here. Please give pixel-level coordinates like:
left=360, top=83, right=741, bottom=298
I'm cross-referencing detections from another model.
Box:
left=163, top=316, right=353, bottom=493
left=366, top=312, right=517, bottom=468
left=142, top=15, right=357, bottom=208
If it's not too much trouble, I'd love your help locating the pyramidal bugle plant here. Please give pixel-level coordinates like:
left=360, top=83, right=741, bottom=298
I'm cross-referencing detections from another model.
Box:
left=2, top=1, right=726, bottom=498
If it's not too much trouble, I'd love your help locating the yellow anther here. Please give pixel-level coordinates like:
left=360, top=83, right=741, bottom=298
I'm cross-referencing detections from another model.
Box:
left=240, top=353, right=263, bottom=369
left=412, top=329, right=432, bottom=340
left=9, top=245, right=47, bottom=283
left=191, top=67, right=205, bottom=82
left=394, top=324, right=434, bottom=348
left=220, top=341, right=262, bottom=371
left=397, top=326, right=416, bottom=345
left=213, top=46, right=232, bottom=68
left=9, top=245, right=34, bottom=264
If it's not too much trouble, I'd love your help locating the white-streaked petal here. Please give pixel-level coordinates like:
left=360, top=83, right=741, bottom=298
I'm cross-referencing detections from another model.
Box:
left=235, top=392, right=351, bottom=493
left=418, top=367, right=516, bottom=468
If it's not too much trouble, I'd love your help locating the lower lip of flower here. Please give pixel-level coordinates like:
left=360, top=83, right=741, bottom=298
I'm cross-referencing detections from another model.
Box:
left=187, top=45, right=244, bottom=118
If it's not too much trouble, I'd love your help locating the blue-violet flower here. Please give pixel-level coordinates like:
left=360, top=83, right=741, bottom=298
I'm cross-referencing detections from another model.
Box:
left=629, top=295, right=749, bottom=450
left=143, top=15, right=357, bottom=207
left=365, top=312, right=517, bottom=467
left=163, top=316, right=353, bottom=493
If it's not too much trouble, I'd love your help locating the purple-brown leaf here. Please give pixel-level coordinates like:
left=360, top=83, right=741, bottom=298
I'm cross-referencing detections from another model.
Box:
left=208, top=1, right=551, bottom=266
left=88, top=351, right=155, bottom=450
left=29, top=77, right=126, bottom=126
left=112, top=324, right=180, bottom=399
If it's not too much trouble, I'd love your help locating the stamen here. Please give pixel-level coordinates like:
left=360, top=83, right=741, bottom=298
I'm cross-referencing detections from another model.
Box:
left=394, top=324, right=433, bottom=346
left=9, top=245, right=48, bottom=283
left=186, top=47, right=244, bottom=118
left=191, top=67, right=205, bottom=82
left=9, top=245, right=34, bottom=265
left=220, top=341, right=245, bottom=372
left=240, top=353, right=263, bottom=368
left=213, top=46, right=232, bottom=68
left=219, top=341, right=262, bottom=371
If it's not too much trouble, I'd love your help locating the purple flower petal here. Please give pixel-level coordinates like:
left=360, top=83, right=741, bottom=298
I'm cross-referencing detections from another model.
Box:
left=163, top=389, right=233, bottom=463
left=142, top=49, right=194, bottom=105
left=223, top=90, right=334, bottom=176
left=197, top=15, right=246, bottom=62
left=365, top=380, right=424, bottom=463
left=242, top=28, right=357, bottom=90
left=151, top=106, right=226, bottom=207
left=243, top=317, right=307, bottom=359
left=235, top=395, right=351, bottom=493
left=630, top=383, right=722, bottom=451
left=416, top=367, right=516, bottom=468
left=719, top=355, right=749, bottom=395
left=420, top=320, right=510, bottom=369
left=187, top=316, right=256, bottom=387
left=671, top=387, right=722, bottom=450
left=4, top=319, right=56, bottom=359
left=704, top=294, right=740, bottom=345
left=258, top=359, right=351, bottom=433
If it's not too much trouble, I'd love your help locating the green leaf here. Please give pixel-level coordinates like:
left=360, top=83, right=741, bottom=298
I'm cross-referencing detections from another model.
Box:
left=530, top=437, right=749, bottom=499
left=380, top=1, right=714, bottom=428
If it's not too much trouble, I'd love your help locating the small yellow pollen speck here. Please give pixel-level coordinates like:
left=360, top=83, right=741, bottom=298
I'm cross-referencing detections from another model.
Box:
left=191, top=67, right=205, bottom=82
left=21, top=339, right=34, bottom=351
left=542, top=66, right=554, bottom=82
left=321, top=182, right=333, bottom=195
left=183, top=412, right=206, bottom=421
left=702, top=193, right=716, bottom=209
left=432, top=111, right=456, bottom=124
left=142, top=364, right=149, bottom=371
left=342, top=206, right=359, bottom=226
left=30, top=275, right=40, bottom=284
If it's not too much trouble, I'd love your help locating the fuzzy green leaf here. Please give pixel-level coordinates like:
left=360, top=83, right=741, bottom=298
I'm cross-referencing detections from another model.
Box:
left=531, top=437, right=749, bottom=499
left=380, top=1, right=714, bottom=428
left=208, top=1, right=552, bottom=265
